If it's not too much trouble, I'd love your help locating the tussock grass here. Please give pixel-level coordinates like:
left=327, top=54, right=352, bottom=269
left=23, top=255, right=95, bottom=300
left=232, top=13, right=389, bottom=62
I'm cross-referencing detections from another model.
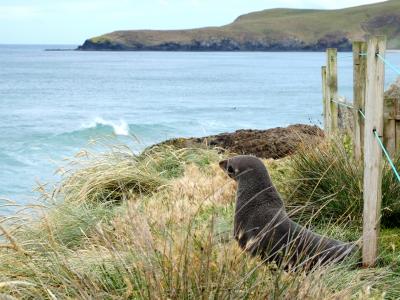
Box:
left=58, top=145, right=220, bottom=204
left=0, top=144, right=399, bottom=299
left=284, top=137, right=400, bottom=227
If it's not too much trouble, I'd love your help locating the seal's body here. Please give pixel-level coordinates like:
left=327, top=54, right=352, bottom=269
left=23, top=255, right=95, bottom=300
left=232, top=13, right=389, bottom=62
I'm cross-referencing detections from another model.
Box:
left=219, top=155, right=357, bottom=269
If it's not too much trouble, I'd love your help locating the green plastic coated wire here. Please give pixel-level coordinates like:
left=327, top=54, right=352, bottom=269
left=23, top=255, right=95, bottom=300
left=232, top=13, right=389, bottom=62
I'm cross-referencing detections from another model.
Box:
left=330, top=99, right=354, bottom=109
left=373, top=129, right=400, bottom=182
left=377, top=53, right=400, bottom=75
left=331, top=51, right=400, bottom=182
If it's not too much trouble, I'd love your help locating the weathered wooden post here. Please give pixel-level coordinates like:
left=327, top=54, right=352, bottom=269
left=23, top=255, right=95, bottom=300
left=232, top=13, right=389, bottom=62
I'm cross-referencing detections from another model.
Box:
left=382, top=79, right=400, bottom=157
left=353, top=41, right=367, bottom=161
left=321, top=66, right=328, bottom=131
left=384, top=98, right=397, bottom=157
left=326, top=48, right=338, bottom=133
left=362, top=36, right=386, bottom=267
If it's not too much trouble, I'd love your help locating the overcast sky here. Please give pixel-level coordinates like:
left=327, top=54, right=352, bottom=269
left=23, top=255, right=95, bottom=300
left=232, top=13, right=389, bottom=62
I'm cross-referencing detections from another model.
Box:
left=0, top=0, right=387, bottom=44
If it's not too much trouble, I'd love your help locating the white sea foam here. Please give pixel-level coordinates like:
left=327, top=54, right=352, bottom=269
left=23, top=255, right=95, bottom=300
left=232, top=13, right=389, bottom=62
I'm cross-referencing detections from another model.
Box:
left=83, top=117, right=130, bottom=136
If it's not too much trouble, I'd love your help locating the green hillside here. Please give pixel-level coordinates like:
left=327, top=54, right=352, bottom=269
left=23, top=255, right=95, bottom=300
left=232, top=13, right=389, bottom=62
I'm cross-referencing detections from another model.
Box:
left=78, top=1, right=400, bottom=51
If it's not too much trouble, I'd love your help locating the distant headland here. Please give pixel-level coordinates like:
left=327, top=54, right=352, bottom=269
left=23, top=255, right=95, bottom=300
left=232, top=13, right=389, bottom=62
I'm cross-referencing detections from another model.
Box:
left=77, top=1, right=400, bottom=51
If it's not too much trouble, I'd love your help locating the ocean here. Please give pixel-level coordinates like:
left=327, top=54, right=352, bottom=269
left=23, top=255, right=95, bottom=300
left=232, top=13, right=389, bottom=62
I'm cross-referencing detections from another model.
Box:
left=1, top=45, right=399, bottom=212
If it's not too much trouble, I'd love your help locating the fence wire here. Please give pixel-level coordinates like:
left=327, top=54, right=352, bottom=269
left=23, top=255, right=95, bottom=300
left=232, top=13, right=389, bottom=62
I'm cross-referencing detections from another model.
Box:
left=373, top=130, right=400, bottom=182
left=328, top=95, right=400, bottom=183
left=377, top=53, right=400, bottom=76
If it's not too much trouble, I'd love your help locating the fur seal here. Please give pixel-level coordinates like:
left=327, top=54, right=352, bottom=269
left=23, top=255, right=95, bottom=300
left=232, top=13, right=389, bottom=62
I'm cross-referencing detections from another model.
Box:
left=219, top=155, right=358, bottom=270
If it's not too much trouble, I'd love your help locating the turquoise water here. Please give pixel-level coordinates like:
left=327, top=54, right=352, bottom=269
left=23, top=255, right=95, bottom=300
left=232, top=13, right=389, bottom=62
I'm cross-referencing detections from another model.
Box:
left=1, top=45, right=399, bottom=211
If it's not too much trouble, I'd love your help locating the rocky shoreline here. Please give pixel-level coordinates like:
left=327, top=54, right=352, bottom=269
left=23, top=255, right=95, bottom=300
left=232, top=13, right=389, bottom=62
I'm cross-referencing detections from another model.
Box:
left=77, top=36, right=352, bottom=52
left=156, top=124, right=324, bottom=159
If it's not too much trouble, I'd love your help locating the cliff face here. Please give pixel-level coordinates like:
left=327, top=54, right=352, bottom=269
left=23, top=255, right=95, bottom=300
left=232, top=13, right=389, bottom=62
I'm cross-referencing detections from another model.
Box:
left=77, top=1, right=400, bottom=51
left=78, top=33, right=352, bottom=51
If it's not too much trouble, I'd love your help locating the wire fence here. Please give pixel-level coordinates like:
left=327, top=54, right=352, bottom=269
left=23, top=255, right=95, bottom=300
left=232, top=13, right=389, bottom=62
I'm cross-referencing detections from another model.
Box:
left=374, top=129, right=400, bottom=182
left=329, top=52, right=400, bottom=183
left=325, top=39, right=400, bottom=267
left=377, top=53, right=400, bottom=76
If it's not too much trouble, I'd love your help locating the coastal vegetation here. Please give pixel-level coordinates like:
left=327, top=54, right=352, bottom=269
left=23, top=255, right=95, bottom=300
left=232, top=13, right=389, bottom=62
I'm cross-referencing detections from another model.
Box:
left=1, top=137, right=400, bottom=299
left=283, top=138, right=400, bottom=227
left=78, top=0, right=400, bottom=51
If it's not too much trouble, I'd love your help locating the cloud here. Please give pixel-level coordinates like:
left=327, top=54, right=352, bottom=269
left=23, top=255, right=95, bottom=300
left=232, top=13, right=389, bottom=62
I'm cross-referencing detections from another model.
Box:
left=190, top=0, right=201, bottom=7
left=0, top=5, right=39, bottom=20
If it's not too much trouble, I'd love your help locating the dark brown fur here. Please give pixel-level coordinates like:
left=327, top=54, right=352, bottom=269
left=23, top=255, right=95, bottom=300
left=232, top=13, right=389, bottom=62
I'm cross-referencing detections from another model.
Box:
left=219, top=155, right=358, bottom=270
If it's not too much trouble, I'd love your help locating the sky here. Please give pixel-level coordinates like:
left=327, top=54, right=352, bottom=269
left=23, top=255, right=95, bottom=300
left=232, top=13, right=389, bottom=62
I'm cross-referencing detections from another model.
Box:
left=0, top=0, right=388, bottom=44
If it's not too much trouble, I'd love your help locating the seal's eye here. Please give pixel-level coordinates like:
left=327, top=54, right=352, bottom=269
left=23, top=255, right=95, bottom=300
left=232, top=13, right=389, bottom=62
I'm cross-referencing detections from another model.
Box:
left=227, top=165, right=235, bottom=174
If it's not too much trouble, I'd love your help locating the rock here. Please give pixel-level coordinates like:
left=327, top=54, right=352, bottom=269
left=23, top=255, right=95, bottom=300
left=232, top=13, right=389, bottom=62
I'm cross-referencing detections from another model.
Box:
left=158, top=124, right=324, bottom=159
left=77, top=36, right=351, bottom=52
left=385, top=76, right=400, bottom=99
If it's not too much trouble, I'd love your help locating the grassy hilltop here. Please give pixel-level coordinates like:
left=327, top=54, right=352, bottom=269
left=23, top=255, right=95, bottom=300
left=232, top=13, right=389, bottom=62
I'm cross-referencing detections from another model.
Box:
left=78, top=0, right=400, bottom=51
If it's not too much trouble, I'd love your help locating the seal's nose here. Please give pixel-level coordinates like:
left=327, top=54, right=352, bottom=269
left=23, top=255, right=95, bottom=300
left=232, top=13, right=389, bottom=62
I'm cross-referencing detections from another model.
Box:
left=219, top=159, right=228, bottom=170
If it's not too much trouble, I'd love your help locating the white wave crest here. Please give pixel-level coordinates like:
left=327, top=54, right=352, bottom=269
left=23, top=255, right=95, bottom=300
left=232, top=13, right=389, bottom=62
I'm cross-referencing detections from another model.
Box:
left=83, top=117, right=130, bottom=136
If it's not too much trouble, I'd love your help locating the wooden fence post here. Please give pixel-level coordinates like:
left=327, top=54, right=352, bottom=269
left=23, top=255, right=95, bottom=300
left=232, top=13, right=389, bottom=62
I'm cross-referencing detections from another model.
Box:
left=362, top=36, right=386, bottom=267
left=384, top=98, right=396, bottom=156
left=321, top=66, right=329, bottom=131
left=326, top=48, right=338, bottom=133
left=353, top=41, right=367, bottom=161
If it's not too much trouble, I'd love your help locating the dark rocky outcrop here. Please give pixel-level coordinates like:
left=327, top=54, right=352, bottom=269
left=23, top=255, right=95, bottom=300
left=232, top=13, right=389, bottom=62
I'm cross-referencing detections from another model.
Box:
left=77, top=36, right=352, bottom=52
left=158, top=124, right=324, bottom=159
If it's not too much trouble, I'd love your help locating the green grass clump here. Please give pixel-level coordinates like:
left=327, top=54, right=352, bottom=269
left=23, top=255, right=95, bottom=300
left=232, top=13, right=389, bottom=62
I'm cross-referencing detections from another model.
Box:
left=22, top=202, right=116, bottom=249
left=58, top=145, right=220, bottom=204
left=382, top=158, right=400, bottom=226
left=284, top=137, right=400, bottom=227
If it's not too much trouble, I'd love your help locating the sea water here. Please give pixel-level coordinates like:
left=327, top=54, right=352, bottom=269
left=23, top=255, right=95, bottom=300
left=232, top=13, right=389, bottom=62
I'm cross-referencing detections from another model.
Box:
left=1, top=45, right=399, bottom=212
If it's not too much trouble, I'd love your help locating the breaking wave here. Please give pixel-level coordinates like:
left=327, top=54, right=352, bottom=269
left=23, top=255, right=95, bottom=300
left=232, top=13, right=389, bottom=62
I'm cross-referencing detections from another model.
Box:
left=82, top=117, right=130, bottom=136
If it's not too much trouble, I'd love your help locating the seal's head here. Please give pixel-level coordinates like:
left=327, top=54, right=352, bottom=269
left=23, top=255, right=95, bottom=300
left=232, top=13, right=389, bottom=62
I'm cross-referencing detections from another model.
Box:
left=219, top=155, right=268, bottom=182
